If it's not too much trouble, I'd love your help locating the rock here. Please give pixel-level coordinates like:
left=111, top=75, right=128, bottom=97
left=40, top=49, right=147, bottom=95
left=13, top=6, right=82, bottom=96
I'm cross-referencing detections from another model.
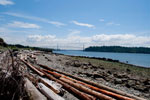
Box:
left=107, top=70, right=112, bottom=75
left=72, top=60, right=81, bottom=67
left=114, top=79, right=122, bottom=84
left=126, top=80, right=136, bottom=88
left=82, top=66, right=88, bottom=69
left=144, top=79, right=150, bottom=85
left=114, top=73, right=129, bottom=78
left=65, top=62, right=71, bottom=66
left=133, top=85, right=147, bottom=92
left=126, top=68, right=131, bottom=72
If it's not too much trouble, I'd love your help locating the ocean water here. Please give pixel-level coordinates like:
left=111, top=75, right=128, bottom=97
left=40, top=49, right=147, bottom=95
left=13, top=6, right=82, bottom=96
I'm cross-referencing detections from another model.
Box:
left=54, top=50, right=150, bottom=68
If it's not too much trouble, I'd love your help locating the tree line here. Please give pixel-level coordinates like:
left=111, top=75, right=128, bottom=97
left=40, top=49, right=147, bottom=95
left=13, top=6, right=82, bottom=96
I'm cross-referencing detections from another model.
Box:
left=84, top=46, right=150, bottom=54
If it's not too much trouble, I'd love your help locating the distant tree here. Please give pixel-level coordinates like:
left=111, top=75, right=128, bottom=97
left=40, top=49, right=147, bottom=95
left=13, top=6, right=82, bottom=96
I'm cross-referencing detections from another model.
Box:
left=0, top=37, right=7, bottom=47
left=84, top=46, right=150, bottom=54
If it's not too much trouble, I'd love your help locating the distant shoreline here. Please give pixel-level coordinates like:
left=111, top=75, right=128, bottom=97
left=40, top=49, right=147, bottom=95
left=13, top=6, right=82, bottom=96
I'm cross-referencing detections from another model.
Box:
left=84, top=46, right=150, bottom=54
left=53, top=51, right=150, bottom=69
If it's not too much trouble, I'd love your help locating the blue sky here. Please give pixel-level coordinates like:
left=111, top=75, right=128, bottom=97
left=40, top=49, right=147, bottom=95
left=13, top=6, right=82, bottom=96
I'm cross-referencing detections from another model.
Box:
left=0, top=0, right=150, bottom=49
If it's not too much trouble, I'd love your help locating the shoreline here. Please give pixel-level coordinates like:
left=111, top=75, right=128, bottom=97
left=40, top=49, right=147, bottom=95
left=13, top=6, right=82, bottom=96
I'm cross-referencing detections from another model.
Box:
left=36, top=51, right=150, bottom=99
left=53, top=52, right=150, bottom=69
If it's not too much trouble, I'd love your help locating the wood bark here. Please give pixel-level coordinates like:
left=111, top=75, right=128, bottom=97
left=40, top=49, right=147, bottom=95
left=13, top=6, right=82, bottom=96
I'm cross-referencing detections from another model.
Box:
left=21, top=59, right=44, bottom=76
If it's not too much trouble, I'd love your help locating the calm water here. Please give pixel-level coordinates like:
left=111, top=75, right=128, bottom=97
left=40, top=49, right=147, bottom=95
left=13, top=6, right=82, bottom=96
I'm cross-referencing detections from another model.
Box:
left=54, top=50, right=150, bottom=68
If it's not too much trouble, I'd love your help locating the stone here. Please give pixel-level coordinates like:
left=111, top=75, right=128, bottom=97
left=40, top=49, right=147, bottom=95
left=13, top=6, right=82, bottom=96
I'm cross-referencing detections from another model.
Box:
left=114, top=79, right=122, bottom=84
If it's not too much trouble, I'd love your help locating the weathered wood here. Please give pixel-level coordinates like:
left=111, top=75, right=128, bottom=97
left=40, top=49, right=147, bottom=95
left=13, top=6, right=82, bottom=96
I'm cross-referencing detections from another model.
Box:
left=42, top=71, right=95, bottom=100
left=43, top=69, right=114, bottom=100
left=44, top=69, right=134, bottom=100
left=62, top=75, right=134, bottom=100
left=39, top=64, right=145, bottom=100
left=60, top=77, right=115, bottom=100
left=24, top=78, right=47, bottom=100
left=39, top=78, right=60, bottom=94
left=21, top=59, right=44, bottom=76
left=38, top=83, right=65, bottom=100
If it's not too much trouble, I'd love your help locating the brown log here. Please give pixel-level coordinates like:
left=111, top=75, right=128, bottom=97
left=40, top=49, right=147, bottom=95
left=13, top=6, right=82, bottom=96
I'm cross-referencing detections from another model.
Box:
left=43, top=69, right=115, bottom=100
left=46, top=70, right=134, bottom=100
left=63, top=75, right=134, bottom=100
left=60, top=77, right=115, bottom=100
left=39, top=64, right=145, bottom=100
left=42, top=71, right=95, bottom=100
left=21, top=59, right=44, bottom=76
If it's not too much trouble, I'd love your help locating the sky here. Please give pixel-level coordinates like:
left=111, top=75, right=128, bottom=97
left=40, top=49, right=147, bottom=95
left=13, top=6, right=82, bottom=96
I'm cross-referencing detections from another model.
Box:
left=0, top=0, right=150, bottom=49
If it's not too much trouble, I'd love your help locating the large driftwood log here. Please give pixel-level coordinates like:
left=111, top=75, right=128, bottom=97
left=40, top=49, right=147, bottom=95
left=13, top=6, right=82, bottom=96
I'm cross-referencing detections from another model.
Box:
left=38, top=83, right=65, bottom=100
left=60, top=77, right=115, bottom=100
left=43, top=69, right=115, bottom=100
left=42, top=71, right=96, bottom=100
left=43, top=69, right=134, bottom=100
left=39, top=77, right=63, bottom=95
left=24, top=78, right=47, bottom=100
left=21, top=59, right=44, bottom=76
left=39, top=64, right=145, bottom=100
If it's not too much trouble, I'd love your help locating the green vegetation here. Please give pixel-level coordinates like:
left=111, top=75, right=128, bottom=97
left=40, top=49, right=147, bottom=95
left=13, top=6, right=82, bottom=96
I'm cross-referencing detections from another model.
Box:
left=84, top=46, right=150, bottom=54
left=8, top=44, right=53, bottom=52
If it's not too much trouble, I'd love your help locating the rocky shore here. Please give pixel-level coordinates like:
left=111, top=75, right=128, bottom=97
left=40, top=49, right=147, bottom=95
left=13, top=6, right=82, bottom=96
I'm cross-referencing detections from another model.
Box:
left=36, top=52, right=150, bottom=100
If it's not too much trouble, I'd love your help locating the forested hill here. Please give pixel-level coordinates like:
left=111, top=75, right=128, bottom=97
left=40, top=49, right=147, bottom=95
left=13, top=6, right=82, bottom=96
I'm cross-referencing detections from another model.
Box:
left=84, top=46, right=150, bottom=54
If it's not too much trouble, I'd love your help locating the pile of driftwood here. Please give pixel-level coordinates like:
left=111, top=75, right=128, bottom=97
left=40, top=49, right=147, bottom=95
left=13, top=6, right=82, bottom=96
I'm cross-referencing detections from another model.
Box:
left=0, top=50, right=146, bottom=100
left=0, top=51, right=28, bottom=100
left=19, top=51, right=146, bottom=100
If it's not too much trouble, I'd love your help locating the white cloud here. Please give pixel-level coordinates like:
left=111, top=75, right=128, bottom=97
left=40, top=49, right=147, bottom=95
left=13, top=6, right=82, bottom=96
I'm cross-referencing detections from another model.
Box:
left=0, top=0, right=14, bottom=5
left=7, top=21, right=40, bottom=29
left=71, top=20, right=95, bottom=28
left=48, top=21, right=65, bottom=27
left=26, top=34, right=150, bottom=50
left=4, top=12, right=66, bottom=27
left=99, top=18, right=105, bottom=22
left=106, top=22, right=120, bottom=26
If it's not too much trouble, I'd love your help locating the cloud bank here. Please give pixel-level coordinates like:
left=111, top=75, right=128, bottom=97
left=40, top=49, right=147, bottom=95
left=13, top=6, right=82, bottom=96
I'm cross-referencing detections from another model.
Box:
left=26, top=34, right=150, bottom=50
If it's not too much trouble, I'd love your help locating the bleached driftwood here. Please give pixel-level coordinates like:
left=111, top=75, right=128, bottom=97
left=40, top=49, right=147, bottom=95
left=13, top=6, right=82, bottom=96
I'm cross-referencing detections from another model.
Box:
left=24, top=78, right=47, bottom=100
left=38, top=83, right=65, bottom=100
left=40, top=77, right=63, bottom=94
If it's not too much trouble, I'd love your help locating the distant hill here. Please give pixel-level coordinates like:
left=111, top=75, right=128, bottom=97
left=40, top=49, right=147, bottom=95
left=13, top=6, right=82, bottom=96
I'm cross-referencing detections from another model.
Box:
left=0, top=37, right=7, bottom=47
left=84, top=46, right=150, bottom=54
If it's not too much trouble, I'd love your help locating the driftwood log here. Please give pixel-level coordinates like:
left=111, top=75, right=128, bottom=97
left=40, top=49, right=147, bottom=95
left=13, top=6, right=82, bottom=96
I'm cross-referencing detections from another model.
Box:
left=24, top=78, right=47, bottom=100
left=42, top=71, right=96, bottom=100
left=43, top=69, right=134, bottom=100
left=39, top=64, right=146, bottom=100
left=38, top=83, right=65, bottom=100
